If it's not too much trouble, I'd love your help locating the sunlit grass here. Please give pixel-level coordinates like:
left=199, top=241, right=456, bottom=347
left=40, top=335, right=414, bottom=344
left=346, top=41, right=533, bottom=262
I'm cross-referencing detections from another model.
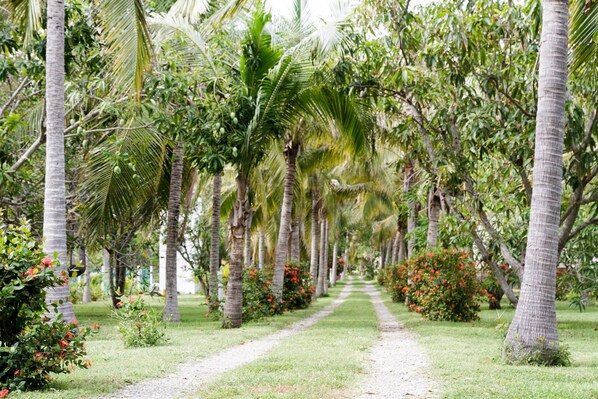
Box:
left=378, top=286, right=598, bottom=399
left=12, top=283, right=346, bottom=399
left=192, top=280, right=378, bottom=399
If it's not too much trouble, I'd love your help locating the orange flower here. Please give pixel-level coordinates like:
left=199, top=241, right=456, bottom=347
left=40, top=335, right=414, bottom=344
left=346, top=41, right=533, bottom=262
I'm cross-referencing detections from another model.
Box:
left=58, top=340, right=69, bottom=348
left=41, top=257, right=54, bottom=267
left=84, top=360, right=92, bottom=368
left=0, top=389, right=9, bottom=397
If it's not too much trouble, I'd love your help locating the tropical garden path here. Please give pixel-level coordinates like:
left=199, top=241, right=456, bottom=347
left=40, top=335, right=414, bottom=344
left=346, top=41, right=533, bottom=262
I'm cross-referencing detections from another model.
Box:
left=99, top=280, right=355, bottom=399
left=352, top=282, right=440, bottom=399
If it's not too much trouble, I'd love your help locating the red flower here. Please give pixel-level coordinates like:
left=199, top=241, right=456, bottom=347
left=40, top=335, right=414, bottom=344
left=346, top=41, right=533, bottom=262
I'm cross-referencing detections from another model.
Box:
left=41, top=257, right=54, bottom=267
left=66, top=331, right=74, bottom=340
left=0, top=389, right=9, bottom=397
left=72, top=319, right=78, bottom=326
left=84, top=360, right=92, bottom=368
left=58, top=340, right=69, bottom=348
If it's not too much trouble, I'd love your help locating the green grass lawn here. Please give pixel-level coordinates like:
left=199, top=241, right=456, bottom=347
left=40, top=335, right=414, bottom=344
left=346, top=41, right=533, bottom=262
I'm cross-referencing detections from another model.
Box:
left=12, top=283, right=346, bottom=399
left=191, top=280, right=378, bottom=399
left=377, top=285, right=598, bottom=399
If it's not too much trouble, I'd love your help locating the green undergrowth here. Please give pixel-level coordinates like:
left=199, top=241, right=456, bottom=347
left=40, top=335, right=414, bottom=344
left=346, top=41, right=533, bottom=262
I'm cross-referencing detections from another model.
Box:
left=377, top=286, right=598, bottom=399
left=12, top=283, right=346, bottom=399
left=192, top=280, right=378, bottom=399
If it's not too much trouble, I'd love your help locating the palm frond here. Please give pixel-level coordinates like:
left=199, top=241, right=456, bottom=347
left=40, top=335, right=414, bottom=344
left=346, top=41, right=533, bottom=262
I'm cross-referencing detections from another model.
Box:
left=96, top=0, right=153, bottom=97
left=569, top=0, right=598, bottom=74
left=4, top=0, right=41, bottom=45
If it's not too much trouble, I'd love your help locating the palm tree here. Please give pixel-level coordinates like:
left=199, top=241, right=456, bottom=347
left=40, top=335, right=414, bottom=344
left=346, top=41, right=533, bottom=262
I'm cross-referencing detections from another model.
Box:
left=209, top=174, right=222, bottom=298
left=503, top=0, right=569, bottom=364
left=43, top=0, right=75, bottom=322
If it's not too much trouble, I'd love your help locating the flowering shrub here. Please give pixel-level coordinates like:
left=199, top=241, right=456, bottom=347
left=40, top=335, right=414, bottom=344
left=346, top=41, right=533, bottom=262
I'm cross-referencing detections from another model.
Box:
left=207, top=264, right=315, bottom=322
left=404, top=250, right=483, bottom=322
left=282, top=263, right=314, bottom=310
left=480, top=263, right=519, bottom=309
left=379, top=263, right=410, bottom=303
left=0, top=221, right=91, bottom=393
left=113, top=295, right=168, bottom=347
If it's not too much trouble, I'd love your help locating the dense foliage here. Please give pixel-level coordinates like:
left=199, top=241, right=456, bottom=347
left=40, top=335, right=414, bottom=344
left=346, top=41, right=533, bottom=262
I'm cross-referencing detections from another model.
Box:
left=113, top=295, right=168, bottom=347
left=0, top=221, right=91, bottom=391
left=403, top=251, right=483, bottom=322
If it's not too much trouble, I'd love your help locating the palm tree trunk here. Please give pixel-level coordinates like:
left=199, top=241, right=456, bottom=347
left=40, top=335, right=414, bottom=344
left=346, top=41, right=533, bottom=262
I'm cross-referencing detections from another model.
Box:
left=316, top=209, right=327, bottom=297
left=330, top=240, right=338, bottom=286
left=209, top=174, right=222, bottom=299
left=405, top=161, right=417, bottom=258
left=290, top=215, right=300, bottom=263
left=79, top=247, right=91, bottom=303
left=398, top=224, right=407, bottom=263
left=258, top=227, right=265, bottom=270
left=102, top=248, right=110, bottom=295
left=43, top=0, right=75, bottom=323
left=385, top=239, right=392, bottom=265
left=391, top=231, right=399, bottom=265
left=309, top=194, right=320, bottom=289
left=323, top=219, right=329, bottom=295
left=426, top=188, right=441, bottom=249
left=223, top=173, right=249, bottom=328
left=163, top=141, right=184, bottom=322
left=244, top=207, right=254, bottom=267
left=504, top=0, right=568, bottom=363
left=272, top=142, right=299, bottom=299
left=341, top=237, right=349, bottom=281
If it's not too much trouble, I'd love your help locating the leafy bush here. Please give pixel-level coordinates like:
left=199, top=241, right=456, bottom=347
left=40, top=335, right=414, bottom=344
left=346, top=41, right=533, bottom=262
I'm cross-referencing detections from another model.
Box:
left=208, top=264, right=315, bottom=322
left=378, top=263, right=409, bottom=303
left=0, top=221, right=91, bottom=392
left=404, top=250, right=483, bottom=322
left=113, top=295, right=168, bottom=347
left=282, top=263, right=314, bottom=310
left=480, top=263, right=519, bottom=309
left=69, top=274, right=105, bottom=304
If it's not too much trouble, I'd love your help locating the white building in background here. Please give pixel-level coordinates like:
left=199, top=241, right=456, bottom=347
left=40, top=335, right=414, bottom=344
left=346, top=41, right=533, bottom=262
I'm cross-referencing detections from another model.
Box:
left=158, top=237, right=200, bottom=295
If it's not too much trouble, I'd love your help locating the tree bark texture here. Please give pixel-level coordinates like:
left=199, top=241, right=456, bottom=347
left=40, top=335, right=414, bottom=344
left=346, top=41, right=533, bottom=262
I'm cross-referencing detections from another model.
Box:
left=163, top=142, right=184, bottom=322
left=209, top=174, right=222, bottom=299
left=405, top=161, right=417, bottom=258
left=426, top=188, right=441, bottom=249
left=290, top=215, right=301, bottom=263
left=44, top=0, right=75, bottom=322
left=244, top=207, right=254, bottom=267
left=391, top=231, right=399, bottom=265
left=223, top=174, right=249, bottom=328
left=504, top=0, right=568, bottom=363
left=330, top=240, right=338, bottom=286
left=272, top=142, right=299, bottom=299
left=316, top=210, right=327, bottom=297
left=309, top=194, right=320, bottom=289
left=79, top=247, right=91, bottom=303
left=323, top=219, right=329, bottom=295
left=258, top=227, right=265, bottom=269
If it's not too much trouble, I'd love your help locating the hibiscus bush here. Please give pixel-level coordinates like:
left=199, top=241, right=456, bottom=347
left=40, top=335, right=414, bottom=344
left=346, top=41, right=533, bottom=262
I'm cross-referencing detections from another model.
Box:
left=404, top=250, right=483, bottom=322
left=113, top=295, right=168, bottom=347
left=208, top=264, right=315, bottom=322
left=0, top=221, right=91, bottom=393
left=378, top=263, right=409, bottom=303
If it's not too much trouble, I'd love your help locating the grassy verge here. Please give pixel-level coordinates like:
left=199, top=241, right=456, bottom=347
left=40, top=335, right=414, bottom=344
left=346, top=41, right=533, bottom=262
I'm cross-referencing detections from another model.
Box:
left=377, top=285, right=598, bottom=399
left=12, top=283, right=347, bottom=399
left=192, top=280, right=378, bottom=399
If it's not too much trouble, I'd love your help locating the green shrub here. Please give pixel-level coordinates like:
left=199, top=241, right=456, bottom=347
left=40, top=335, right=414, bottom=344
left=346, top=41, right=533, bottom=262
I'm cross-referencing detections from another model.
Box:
left=113, top=295, right=168, bottom=347
left=0, top=221, right=91, bottom=392
left=207, top=264, right=315, bottom=323
left=378, top=263, right=409, bottom=303
left=480, top=263, right=519, bottom=309
left=282, top=263, right=314, bottom=310
left=404, top=250, right=483, bottom=322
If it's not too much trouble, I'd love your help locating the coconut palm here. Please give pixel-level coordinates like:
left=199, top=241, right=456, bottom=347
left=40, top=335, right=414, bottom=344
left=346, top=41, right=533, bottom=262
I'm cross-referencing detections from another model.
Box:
left=504, top=0, right=569, bottom=364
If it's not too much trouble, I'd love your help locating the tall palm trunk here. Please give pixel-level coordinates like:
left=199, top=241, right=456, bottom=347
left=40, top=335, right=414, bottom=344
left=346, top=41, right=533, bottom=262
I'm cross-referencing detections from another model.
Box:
left=504, top=0, right=568, bottom=363
left=385, top=240, right=392, bottom=265
left=316, top=209, right=327, bottom=297
left=290, top=215, right=300, bottom=262
left=398, top=223, right=407, bottom=263
left=379, top=243, right=385, bottom=269
left=223, top=173, right=249, bottom=328
left=258, top=227, right=265, bottom=270
left=330, top=240, right=338, bottom=286
left=323, top=219, right=329, bottom=295
left=405, top=161, right=417, bottom=258
left=309, top=194, right=320, bottom=288
left=102, top=249, right=110, bottom=295
left=244, top=207, right=254, bottom=267
left=163, top=142, right=184, bottom=322
left=391, top=231, right=399, bottom=265
left=341, top=238, right=349, bottom=281
left=43, top=0, right=75, bottom=322
left=272, top=142, right=299, bottom=299
left=426, top=188, right=441, bottom=249
left=209, top=174, right=222, bottom=299
left=79, top=247, right=91, bottom=303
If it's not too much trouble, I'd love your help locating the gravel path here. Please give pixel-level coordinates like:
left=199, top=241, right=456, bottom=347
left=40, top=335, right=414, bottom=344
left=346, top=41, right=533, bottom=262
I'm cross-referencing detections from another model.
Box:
left=99, top=279, right=354, bottom=399
left=353, top=282, right=440, bottom=399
